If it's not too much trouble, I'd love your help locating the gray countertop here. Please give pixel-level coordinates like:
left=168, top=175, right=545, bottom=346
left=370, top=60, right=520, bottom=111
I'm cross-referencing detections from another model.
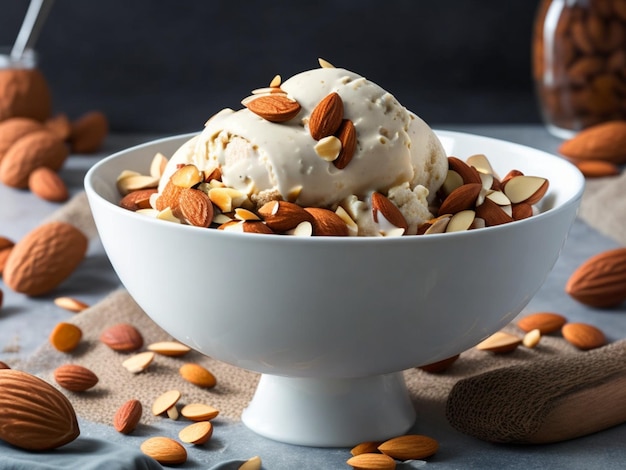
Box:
left=1, top=125, right=625, bottom=469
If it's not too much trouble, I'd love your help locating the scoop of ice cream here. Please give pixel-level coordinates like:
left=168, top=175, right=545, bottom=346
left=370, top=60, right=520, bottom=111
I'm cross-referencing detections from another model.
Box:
left=159, top=63, right=447, bottom=235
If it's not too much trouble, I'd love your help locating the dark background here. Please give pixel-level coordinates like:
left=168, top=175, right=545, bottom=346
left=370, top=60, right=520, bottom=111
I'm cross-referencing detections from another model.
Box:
left=1, top=0, right=542, bottom=133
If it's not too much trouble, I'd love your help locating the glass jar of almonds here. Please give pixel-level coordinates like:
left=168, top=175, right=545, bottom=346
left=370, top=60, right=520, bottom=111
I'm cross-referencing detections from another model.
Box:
left=533, top=0, right=626, bottom=138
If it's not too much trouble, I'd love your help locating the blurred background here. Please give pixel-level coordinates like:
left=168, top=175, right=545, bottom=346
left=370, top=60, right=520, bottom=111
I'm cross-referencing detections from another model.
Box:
left=0, top=0, right=541, bottom=133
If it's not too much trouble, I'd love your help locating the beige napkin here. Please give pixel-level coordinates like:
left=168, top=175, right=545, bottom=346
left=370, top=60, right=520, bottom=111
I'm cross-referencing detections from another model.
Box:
left=18, top=170, right=626, bottom=433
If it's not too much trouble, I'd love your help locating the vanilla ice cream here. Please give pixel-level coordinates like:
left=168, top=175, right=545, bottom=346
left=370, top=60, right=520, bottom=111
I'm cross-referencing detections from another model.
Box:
left=158, top=61, right=447, bottom=235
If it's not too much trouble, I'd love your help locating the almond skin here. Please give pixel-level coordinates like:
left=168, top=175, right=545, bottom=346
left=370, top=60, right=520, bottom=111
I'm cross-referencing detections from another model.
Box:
left=119, top=188, right=157, bottom=211
left=309, top=92, right=344, bottom=140
left=178, top=188, right=213, bottom=227
left=244, top=94, right=301, bottom=123
left=0, top=369, right=79, bottom=450
left=0, top=129, right=69, bottom=188
left=28, top=166, right=69, bottom=202
left=53, top=364, right=99, bottom=392
left=100, top=323, right=144, bottom=352
left=371, top=192, right=408, bottom=232
left=378, top=434, right=439, bottom=460
left=334, top=119, right=356, bottom=169
left=113, top=399, right=143, bottom=434
left=3, top=221, right=88, bottom=296
left=562, top=322, right=606, bottom=350
left=439, top=183, right=482, bottom=214
left=304, top=207, right=349, bottom=236
left=559, top=120, right=626, bottom=164
left=565, top=247, right=626, bottom=308
left=517, top=312, right=567, bottom=334
left=447, top=156, right=482, bottom=184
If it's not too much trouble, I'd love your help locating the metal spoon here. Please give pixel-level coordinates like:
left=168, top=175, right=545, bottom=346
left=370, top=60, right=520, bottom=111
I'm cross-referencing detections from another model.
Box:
left=11, top=0, right=55, bottom=61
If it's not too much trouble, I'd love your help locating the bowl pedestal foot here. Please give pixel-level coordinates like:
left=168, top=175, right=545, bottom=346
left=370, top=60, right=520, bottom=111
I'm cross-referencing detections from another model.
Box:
left=241, top=371, right=415, bottom=447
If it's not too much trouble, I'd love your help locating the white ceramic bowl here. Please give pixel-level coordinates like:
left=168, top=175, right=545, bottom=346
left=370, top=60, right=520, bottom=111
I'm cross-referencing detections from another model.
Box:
left=85, top=131, right=584, bottom=447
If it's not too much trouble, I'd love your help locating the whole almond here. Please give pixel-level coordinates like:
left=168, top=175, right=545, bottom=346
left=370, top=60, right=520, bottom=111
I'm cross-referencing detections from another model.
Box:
left=0, top=129, right=68, bottom=188
left=100, top=323, right=144, bottom=352
left=178, top=421, right=213, bottom=445
left=0, top=236, right=15, bottom=274
left=559, top=121, right=626, bottom=164
left=439, top=183, right=482, bottom=214
left=346, top=452, right=396, bottom=470
left=28, top=166, right=69, bottom=202
left=0, top=117, right=43, bottom=161
left=350, top=441, right=383, bottom=456
left=334, top=119, right=356, bottom=169
left=69, top=111, right=109, bottom=153
left=309, top=92, right=344, bottom=140
left=140, top=436, right=187, bottom=465
left=565, top=247, right=626, bottom=308
left=371, top=192, right=409, bottom=232
left=113, top=399, right=143, bottom=434
left=53, top=364, right=99, bottom=392
left=244, top=94, right=301, bottom=123
left=120, top=188, right=158, bottom=211
left=0, top=68, right=52, bottom=122
left=49, top=322, right=83, bottom=352
left=177, top=188, right=214, bottom=227
left=573, top=160, right=620, bottom=178
left=562, top=322, right=606, bottom=350
left=3, top=221, right=88, bottom=296
left=378, top=434, right=439, bottom=460
left=45, top=114, right=72, bottom=141
left=179, top=363, right=217, bottom=389
left=304, top=207, right=349, bottom=236
left=517, top=312, right=567, bottom=334
left=0, top=369, right=79, bottom=450
left=258, top=200, right=314, bottom=232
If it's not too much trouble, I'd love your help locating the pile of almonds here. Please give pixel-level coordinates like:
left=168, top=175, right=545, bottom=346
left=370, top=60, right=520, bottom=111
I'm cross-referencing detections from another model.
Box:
left=118, top=151, right=550, bottom=238
left=347, top=434, right=439, bottom=469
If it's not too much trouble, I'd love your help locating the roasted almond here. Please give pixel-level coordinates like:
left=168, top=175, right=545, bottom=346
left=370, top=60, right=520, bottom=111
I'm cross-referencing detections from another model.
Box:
left=438, top=183, right=482, bottom=214
left=347, top=452, right=396, bottom=470
left=304, top=207, right=349, bottom=236
left=258, top=200, right=314, bottom=232
left=378, top=434, right=439, bottom=460
left=140, top=436, right=187, bottom=465
left=517, top=312, right=567, bottom=334
left=100, top=323, right=144, bottom=352
left=244, top=94, right=301, bottom=123
left=113, top=399, right=143, bottom=434
left=334, top=119, right=356, bottom=169
left=562, top=322, right=606, bottom=350
left=120, top=188, right=157, bottom=211
left=178, top=188, right=214, bottom=227
left=0, top=369, right=79, bottom=450
left=49, top=322, right=83, bottom=352
left=179, top=363, right=217, bottom=389
left=53, top=364, right=99, bottom=392
left=309, top=92, right=344, bottom=140
left=371, top=192, right=408, bottom=233
left=565, top=247, right=626, bottom=308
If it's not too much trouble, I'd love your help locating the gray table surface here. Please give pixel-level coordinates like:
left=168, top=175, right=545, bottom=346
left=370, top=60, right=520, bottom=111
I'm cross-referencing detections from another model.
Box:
left=1, top=125, right=625, bottom=469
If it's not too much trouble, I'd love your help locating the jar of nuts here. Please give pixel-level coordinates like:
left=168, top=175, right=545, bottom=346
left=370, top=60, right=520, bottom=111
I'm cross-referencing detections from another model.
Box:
left=533, top=0, right=626, bottom=138
left=0, top=47, right=51, bottom=123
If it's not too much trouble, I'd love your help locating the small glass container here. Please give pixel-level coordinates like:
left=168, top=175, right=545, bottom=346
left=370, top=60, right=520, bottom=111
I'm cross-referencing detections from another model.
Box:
left=533, top=0, right=626, bottom=138
left=0, top=47, right=51, bottom=122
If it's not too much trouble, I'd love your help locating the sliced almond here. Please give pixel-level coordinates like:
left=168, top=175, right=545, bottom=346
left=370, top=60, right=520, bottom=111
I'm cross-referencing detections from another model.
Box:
left=485, top=190, right=511, bottom=206
left=147, top=341, right=191, bottom=357
left=512, top=202, right=533, bottom=220
left=178, top=421, right=213, bottom=445
left=244, top=94, right=301, bottom=122
left=467, top=153, right=495, bottom=175
left=447, top=156, right=482, bottom=184
left=335, top=206, right=359, bottom=236
left=503, top=175, right=549, bottom=204
left=117, top=174, right=159, bottom=195
left=258, top=200, right=314, bottom=232
left=54, top=296, right=89, bottom=313
left=475, top=198, right=514, bottom=226
left=120, top=188, right=158, bottom=211
left=150, top=152, right=168, bottom=179
left=424, top=215, right=452, bottom=234
left=440, top=169, right=465, bottom=197
left=445, top=210, right=475, bottom=232
left=234, top=208, right=260, bottom=221
left=170, top=164, right=204, bottom=188
left=208, top=187, right=248, bottom=213
left=475, top=331, right=522, bottom=353
left=239, top=456, right=262, bottom=470
left=122, top=351, right=155, bottom=374
left=318, top=58, right=335, bottom=68
left=286, top=220, right=313, bottom=236
left=523, top=328, right=542, bottom=348
left=180, top=403, right=220, bottom=421
left=151, top=389, right=181, bottom=416
left=269, top=74, right=281, bottom=87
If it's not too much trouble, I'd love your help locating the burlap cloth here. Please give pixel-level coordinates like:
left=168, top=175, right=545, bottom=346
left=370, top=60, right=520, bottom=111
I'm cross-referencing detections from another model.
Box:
left=21, top=170, right=626, bottom=440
